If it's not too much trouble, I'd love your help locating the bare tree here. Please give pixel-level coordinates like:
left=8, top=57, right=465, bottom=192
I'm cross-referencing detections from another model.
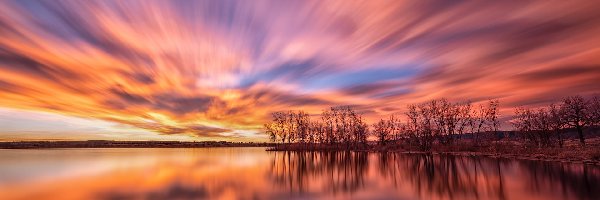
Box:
left=264, top=123, right=276, bottom=142
left=548, top=104, right=565, bottom=147
left=268, top=111, right=288, bottom=143
left=295, top=111, right=310, bottom=143
left=444, top=101, right=460, bottom=144
left=532, top=108, right=552, bottom=147
left=405, top=104, right=420, bottom=146
left=322, top=109, right=335, bottom=144
left=373, top=119, right=391, bottom=145
left=418, top=103, right=434, bottom=150
left=590, top=95, right=600, bottom=126
left=308, top=120, right=324, bottom=144
left=513, top=107, right=536, bottom=145
left=487, top=99, right=500, bottom=140
left=316, top=120, right=325, bottom=143
left=388, top=115, right=402, bottom=142
left=428, top=99, right=445, bottom=142
left=353, top=116, right=369, bottom=145
left=474, top=104, right=488, bottom=143
left=457, top=101, right=473, bottom=136
left=561, top=96, right=591, bottom=146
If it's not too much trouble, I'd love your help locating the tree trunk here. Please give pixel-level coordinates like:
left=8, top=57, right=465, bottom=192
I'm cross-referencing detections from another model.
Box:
left=576, top=125, right=585, bottom=146
left=556, top=130, right=563, bottom=148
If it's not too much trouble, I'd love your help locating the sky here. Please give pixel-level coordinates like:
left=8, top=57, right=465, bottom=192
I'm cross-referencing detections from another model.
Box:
left=1, top=0, right=600, bottom=142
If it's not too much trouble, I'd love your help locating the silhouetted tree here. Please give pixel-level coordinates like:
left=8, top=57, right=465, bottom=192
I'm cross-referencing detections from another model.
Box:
left=456, top=101, right=473, bottom=136
left=548, top=104, right=565, bottom=147
left=388, top=115, right=402, bottom=141
left=532, top=107, right=552, bottom=147
left=513, top=107, right=536, bottom=145
left=486, top=99, right=500, bottom=140
left=373, top=119, right=391, bottom=145
left=295, top=111, right=310, bottom=143
left=405, top=104, right=420, bottom=147
left=590, top=96, right=600, bottom=126
left=474, top=104, right=488, bottom=144
left=443, top=100, right=460, bottom=144
left=561, top=96, right=591, bottom=146
left=352, top=115, right=369, bottom=145
left=418, top=103, right=434, bottom=150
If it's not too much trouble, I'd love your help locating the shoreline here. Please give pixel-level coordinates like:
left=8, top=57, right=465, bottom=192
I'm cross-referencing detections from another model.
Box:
left=0, top=141, right=274, bottom=149
left=392, top=151, right=600, bottom=165
left=3, top=141, right=598, bottom=165
left=266, top=140, right=600, bottom=165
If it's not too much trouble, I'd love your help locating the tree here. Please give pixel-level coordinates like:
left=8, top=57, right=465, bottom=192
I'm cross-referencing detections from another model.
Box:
left=486, top=99, right=500, bottom=140
left=474, top=104, right=488, bottom=143
left=590, top=96, right=600, bottom=126
left=264, top=123, right=276, bottom=142
left=532, top=108, right=552, bottom=147
left=388, top=115, right=402, bottom=141
left=456, top=101, right=473, bottom=136
left=561, top=96, right=591, bottom=146
left=405, top=104, right=420, bottom=146
left=295, top=111, right=310, bottom=143
left=373, top=119, right=391, bottom=145
left=418, top=103, right=434, bottom=150
left=314, top=120, right=326, bottom=143
left=428, top=99, right=445, bottom=142
left=267, top=111, right=288, bottom=143
left=548, top=104, right=565, bottom=147
left=286, top=111, right=298, bottom=143
left=513, top=107, right=536, bottom=145
left=322, top=109, right=335, bottom=144
left=353, top=116, right=369, bottom=145
left=443, top=101, right=460, bottom=144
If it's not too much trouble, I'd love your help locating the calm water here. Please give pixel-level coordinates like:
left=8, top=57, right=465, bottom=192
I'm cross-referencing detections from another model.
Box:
left=0, top=148, right=598, bottom=200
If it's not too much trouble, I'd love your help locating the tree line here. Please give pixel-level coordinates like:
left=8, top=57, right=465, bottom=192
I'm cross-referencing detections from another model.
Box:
left=512, top=95, right=600, bottom=147
left=264, top=95, right=599, bottom=150
left=264, top=99, right=501, bottom=150
left=264, top=106, right=369, bottom=146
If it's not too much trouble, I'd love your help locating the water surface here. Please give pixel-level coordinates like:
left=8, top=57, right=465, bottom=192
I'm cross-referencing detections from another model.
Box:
left=0, top=148, right=598, bottom=200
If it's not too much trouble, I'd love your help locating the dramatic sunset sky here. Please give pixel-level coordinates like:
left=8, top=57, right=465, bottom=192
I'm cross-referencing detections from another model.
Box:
left=1, top=1, right=600, bottom=141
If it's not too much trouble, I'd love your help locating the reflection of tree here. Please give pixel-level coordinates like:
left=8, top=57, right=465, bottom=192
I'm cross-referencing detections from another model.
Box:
left=379, top=153, right=508, bottom=200
left=268, top=151, right=369, bottom=195
left=520, top=161, right=600, bottom=200
left=269, top=152, right=600, bottom=199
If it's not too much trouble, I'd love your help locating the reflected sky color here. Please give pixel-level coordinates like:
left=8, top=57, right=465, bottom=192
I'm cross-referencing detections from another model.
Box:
left=0, top=148, right=598, bottom=200
left=1, top=1, right=600, bottom=141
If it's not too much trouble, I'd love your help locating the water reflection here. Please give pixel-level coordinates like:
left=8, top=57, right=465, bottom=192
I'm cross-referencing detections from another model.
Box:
left=520, top=160, right=599, bottom=200
left=379, top=153, right=507, bottom=200
left=0, top=148, right=598, bottom=200
left=269, top=151, right=600, bottom=200
left=269, top=151, right=369, bottom=195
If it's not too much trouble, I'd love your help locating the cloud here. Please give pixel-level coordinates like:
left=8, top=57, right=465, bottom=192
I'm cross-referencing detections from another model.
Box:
left=1, top=0, right=600, bottom=140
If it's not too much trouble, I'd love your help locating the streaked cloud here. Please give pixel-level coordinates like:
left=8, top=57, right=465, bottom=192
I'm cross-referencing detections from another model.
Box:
left=1, top=0, right=600, bottom=141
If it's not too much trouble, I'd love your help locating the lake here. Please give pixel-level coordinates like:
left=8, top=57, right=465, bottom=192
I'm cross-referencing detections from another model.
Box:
left=0, top=148, right=598, bottom=200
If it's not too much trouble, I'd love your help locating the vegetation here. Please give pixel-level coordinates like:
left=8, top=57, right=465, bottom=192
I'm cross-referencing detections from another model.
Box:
left=513, top=95, right=600, bottom=147
left=265, top=99, right=501, bottom=151
left=265, top=95, right=600, bottom=159
left=264, top=106, right=369, bottom=147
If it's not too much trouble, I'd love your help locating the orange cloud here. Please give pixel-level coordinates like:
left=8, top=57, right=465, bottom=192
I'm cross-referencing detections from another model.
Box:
left=1, top=1, right=600, bottom=140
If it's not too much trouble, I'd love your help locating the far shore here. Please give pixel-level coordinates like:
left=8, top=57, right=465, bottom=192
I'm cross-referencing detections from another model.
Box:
left=2, top=139, right=599, bottom=165
left=0, top=140, right=274, bottom=149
